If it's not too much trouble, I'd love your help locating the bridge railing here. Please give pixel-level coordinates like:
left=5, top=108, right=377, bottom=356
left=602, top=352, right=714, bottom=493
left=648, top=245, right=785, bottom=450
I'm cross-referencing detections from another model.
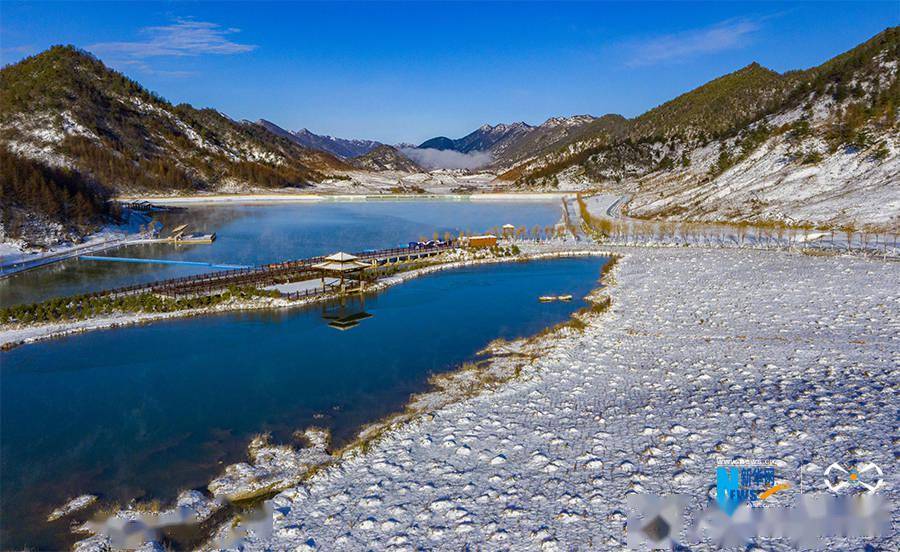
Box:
left=93, top=241, right=456, bottom=300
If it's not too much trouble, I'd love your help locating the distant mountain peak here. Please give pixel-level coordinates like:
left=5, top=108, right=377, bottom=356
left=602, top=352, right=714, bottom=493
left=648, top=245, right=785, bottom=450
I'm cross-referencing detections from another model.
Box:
left=254, top=122, right=383, bottom=158
left=417, top=136, right=455, bottom=150
left=417, top=122, right=535, bottom=155
left=540, top=115, right=596, bottom=128
left=350, top=144, right=421, bottom=172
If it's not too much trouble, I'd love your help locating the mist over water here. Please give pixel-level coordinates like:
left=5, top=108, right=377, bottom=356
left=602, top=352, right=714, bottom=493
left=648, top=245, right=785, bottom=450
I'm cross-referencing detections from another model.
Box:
left=0, top=200, right=561, bottom=306
left=400, top=148, right=493, bottom=170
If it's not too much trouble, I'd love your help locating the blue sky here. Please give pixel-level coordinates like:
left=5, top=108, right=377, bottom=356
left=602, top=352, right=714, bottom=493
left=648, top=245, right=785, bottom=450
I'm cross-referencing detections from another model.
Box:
left=1, top=1, right=897, bottom=143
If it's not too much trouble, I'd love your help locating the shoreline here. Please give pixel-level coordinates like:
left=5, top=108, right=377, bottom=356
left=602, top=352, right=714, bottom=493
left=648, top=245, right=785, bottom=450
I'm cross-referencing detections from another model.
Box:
left=0, top=246, right=609, bottom=350
left=32, top=247, right=900, bottom=550
left=218, top=246, right=897, bottom=551
left=1, top=192, right=571, bottom=280
left=67, top=248, right=618, bottom=551
left=0, top=235, right=144, bottom=279
left=113, top=191, right=574, bottom=206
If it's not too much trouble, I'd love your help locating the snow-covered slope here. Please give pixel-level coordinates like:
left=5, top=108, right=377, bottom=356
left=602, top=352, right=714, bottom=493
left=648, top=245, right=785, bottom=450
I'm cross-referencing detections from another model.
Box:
left=501, top=27, right=900, bottom=229
left=625, top=125, right=899, bottom=227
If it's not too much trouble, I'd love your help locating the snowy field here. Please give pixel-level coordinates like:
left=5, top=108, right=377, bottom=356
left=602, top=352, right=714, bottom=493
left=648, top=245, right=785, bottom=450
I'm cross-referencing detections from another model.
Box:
left=227, top=247, right=898, bottom=550
left=581, top=195, right=900, bottom=255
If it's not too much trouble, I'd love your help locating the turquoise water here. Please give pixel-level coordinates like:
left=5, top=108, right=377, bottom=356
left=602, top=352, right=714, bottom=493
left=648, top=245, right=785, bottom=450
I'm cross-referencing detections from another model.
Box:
left=0, top=256, right=606, bottom=550
left=0, top=200, right=564, bottom=306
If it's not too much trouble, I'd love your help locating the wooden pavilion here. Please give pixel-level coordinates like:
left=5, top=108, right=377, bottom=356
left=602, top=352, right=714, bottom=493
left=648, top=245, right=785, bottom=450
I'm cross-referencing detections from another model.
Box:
left=313, top=252, right=373, bottom=293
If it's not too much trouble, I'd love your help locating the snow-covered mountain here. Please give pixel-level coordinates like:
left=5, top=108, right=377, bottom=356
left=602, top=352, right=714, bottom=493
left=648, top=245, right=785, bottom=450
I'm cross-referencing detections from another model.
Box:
left=290, top=127, right=384, bottom=159
left=257, top=120, right=383, bottom=159
left=489, top=115, right=611, bottom=167
left=416, top=116, right=603, bottom=168
left=419, top=122, right=533, bottom=153
left=0, top=47, right=347, bottom=194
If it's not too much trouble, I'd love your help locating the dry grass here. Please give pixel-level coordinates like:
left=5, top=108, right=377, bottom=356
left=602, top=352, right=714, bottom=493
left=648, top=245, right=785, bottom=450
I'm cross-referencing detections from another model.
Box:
left=800, top=248, right=841, bottom=257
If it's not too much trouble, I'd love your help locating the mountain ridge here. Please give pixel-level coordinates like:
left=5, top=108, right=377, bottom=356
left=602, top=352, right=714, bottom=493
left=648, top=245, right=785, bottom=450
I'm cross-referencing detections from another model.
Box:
left=0, top=45, right=357, bottom=242
left=418, top=122, right=534, bottom=154
left=415, top=117, right=602, bottom=168
left=2, top=28, right=897, bottom=243
left=350, top=144, right=422, bottom=172
left=500, top=26, right=899, bottom=228
left=289, top=125, right=383, bottom=158
left=255, top=119, right=383, bottom=158
left=0, top=45, right=348, bottom=192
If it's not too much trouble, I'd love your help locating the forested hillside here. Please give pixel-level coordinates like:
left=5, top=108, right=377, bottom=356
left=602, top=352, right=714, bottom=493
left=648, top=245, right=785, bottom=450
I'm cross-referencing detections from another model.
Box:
left=499, top=27, right=899, bottom=228
left=0, top=46, right=347, bottom=196
left=0, top=147, right=116, bottom=245
left=0, top=45, right=355, bottom=242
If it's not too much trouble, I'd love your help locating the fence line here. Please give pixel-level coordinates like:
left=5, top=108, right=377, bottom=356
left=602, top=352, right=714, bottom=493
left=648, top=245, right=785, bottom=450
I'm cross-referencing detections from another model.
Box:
left=90, top=243, right=455, bottom=301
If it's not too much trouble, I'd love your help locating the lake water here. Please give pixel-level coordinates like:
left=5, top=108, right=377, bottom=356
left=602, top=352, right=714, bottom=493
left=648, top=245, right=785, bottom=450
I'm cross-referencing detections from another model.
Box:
left=0, top=200, right=565, bottom=306
left=1, top=252, right=607, bottom=550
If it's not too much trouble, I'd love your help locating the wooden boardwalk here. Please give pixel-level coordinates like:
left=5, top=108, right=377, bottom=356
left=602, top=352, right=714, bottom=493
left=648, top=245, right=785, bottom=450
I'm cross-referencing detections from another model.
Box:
left=92, top=243, right=456, bottom=300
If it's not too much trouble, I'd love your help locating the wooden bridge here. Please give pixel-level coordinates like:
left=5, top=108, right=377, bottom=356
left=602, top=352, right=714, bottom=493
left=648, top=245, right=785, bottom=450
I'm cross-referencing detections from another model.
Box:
left=90, top=242, right=456, bottom=301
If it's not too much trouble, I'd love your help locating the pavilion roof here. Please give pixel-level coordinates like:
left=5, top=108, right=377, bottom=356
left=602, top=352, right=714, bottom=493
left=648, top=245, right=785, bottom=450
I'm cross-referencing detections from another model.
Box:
left=313, top=259, right=371, bottom=272
left=325, top=251, right=359, bottom=262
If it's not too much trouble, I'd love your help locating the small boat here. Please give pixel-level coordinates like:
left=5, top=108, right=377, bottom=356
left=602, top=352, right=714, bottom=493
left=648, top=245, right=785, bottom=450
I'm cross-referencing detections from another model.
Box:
left=177, top=232, right=216, bottom=244
left=539, top=294, right=573, bottom=302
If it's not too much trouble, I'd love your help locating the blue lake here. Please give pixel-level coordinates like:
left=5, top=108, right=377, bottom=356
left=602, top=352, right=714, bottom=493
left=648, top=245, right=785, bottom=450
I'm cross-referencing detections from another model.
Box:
left=0, top=255, right=607, bottom=550
left=0, top=200, right=565, bottom=306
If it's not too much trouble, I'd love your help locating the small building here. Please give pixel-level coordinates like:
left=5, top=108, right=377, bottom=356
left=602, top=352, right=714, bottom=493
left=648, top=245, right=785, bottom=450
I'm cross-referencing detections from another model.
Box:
left=166, top=224, right=215, bottom=243
left=313, top=252, right=373, bottom=292
left=463, top=234, right=498, bottom=248
left=501, top=223, right=516, bottom=237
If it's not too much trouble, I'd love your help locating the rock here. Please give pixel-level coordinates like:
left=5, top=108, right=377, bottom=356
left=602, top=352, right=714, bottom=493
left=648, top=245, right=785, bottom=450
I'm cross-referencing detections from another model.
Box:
left=47, top=494, right=98, bottom=522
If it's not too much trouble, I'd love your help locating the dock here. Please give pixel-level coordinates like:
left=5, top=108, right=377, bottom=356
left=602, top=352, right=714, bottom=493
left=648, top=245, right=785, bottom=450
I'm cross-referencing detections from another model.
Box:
left=120, top=200, right=184, bottom=213
left=155, top=224, right=216, bottom=244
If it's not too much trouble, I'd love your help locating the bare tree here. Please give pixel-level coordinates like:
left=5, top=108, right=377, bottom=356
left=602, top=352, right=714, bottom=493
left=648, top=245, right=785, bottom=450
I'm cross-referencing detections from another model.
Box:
left=842, top=224, right=855, bottom=252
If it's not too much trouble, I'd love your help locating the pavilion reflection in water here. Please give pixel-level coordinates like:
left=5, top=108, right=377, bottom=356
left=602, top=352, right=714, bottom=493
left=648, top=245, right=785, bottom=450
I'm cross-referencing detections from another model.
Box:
left=321, top=295, right=374, bottom=331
